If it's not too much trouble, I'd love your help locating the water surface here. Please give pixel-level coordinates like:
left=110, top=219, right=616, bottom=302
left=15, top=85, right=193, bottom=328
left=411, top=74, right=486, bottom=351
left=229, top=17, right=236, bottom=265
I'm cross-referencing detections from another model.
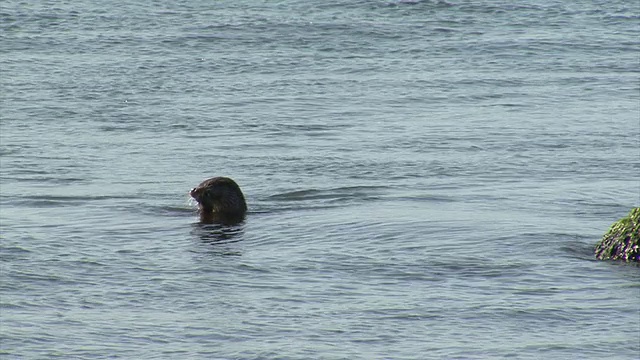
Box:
left=1, top=0, right=639, bottom=359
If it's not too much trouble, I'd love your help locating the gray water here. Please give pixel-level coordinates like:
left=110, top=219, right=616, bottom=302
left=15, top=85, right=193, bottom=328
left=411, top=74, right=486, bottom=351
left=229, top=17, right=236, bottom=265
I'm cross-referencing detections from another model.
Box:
left=1, top=1, right=639, bottom=359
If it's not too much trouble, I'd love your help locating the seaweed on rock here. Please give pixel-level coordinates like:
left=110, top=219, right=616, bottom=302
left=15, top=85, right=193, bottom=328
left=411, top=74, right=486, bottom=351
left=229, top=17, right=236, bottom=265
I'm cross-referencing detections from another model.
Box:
left=595, top=208, right=640, bottom=262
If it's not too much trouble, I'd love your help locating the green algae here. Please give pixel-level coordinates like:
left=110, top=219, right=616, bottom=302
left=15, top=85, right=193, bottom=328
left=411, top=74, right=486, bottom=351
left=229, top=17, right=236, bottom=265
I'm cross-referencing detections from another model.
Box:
left=595, top=207, right=640, bottom=262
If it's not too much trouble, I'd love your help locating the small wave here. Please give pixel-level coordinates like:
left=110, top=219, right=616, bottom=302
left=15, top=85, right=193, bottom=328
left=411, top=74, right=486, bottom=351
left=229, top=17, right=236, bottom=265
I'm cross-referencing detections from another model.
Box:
left=21, top=194, right=133, bottom=201
left=4, top=176, right=88, bottom=184
left=269, top=185, right=388, bottom=202
left=560, top=240, right=598, bottom=261
left=152, top=205, right=196, bottom=217
left=3, top=194, right=139, bottom=208
left=392, top=194, right=455, bottom=203
left=0, top=245, right=32, bottom=254
left=99, top=125, right=141, bottom=132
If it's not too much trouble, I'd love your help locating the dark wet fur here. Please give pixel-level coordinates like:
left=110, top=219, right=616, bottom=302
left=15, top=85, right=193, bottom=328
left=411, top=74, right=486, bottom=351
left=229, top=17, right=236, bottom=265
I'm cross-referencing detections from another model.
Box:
left=190, top=177, right=247, bottom=224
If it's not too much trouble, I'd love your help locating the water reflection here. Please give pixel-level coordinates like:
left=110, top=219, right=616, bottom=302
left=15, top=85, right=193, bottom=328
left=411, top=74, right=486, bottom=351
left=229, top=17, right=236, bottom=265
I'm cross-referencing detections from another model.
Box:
left=190, top=222, right=245, bottom=256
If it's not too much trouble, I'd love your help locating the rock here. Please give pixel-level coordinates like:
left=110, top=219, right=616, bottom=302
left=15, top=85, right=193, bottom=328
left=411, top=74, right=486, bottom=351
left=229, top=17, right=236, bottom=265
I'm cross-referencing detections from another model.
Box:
left=595, top=208, right=640, bottom=262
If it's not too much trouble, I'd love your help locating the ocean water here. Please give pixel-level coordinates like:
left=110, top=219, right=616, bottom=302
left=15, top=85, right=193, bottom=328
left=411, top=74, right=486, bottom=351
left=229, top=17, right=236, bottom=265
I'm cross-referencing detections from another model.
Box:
left=1, top=0, right=639, bottom=359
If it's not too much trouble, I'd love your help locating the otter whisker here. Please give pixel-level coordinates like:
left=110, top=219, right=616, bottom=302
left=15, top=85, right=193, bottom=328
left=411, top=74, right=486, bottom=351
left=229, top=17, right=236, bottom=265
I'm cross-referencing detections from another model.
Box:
left=187, top=196, right=199, bottom=208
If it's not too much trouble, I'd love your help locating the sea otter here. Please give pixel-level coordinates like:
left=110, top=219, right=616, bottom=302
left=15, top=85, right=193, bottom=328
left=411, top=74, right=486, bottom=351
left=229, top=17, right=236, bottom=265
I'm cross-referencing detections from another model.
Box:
left=190, top=177, right=247, bottom=224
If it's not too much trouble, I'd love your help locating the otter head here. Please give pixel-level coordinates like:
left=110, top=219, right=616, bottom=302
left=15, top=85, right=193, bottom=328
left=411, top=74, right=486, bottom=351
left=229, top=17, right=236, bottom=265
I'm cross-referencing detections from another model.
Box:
left=190, top=177, right=247, bottom=223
